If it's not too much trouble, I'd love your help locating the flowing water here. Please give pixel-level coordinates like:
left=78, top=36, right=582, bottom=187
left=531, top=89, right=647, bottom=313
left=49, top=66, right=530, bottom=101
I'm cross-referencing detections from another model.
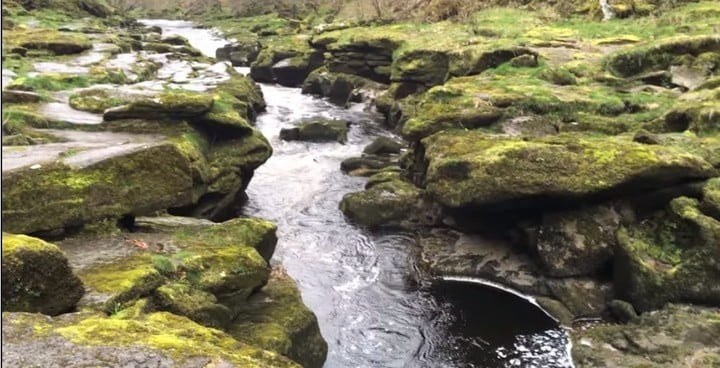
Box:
left=142, top=19, right=573, bottom=368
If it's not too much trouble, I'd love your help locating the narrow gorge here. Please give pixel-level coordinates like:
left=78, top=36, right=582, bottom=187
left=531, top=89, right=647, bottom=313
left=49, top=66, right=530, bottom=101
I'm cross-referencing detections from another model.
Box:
left=2, top=0, right=720, bottom=367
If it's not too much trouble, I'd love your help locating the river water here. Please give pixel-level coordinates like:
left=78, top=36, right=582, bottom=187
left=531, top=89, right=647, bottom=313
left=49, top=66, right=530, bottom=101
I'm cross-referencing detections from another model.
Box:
left=141, top=19, right=572, bottom=368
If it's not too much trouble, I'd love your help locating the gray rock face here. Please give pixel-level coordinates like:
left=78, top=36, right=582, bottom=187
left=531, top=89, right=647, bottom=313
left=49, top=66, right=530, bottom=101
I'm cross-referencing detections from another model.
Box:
left=536, top=205, right=622, bottom=277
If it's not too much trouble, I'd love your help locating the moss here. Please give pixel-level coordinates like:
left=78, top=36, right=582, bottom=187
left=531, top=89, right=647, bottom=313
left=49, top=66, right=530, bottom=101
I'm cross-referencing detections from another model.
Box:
left=702, top=178, right=720, bottom=220
left=615, top=197, right=720, bottom=312
left=3, top=28, right=92, bottom=55
left=152, top=282, right=232, bottom=329
left=192, top=91, right=254, bottom=136
left=2, top=141, right=200, bottom=234
left=605, top=35, right=720, bottom=77
left=420, top=131, right=715, bottom=209
left=104, top=90, right=214, bottom=121
left=1, top=233, right=85, bottom=315
left=69, top=89, right=126, bottom=113
left=16, top=311, right=300, bottom=367
left=7, top=73, right=90, bottom=92
left=339, top=178, right=423, bottom=228
left=78, top=253, right=164, bottom=312
left=228, top=268, right=327, bottom=368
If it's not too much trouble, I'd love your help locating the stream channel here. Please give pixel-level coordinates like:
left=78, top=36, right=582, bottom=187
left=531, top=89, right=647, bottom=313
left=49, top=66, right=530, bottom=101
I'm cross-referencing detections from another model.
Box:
left=142, top=19, right=573, bottom=368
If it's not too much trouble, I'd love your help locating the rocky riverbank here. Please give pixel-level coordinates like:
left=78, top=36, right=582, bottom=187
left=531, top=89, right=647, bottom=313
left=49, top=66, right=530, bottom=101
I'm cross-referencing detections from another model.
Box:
left=205, top=0, right=720, bottom=365
left=1, top=2, right=327, bottom=367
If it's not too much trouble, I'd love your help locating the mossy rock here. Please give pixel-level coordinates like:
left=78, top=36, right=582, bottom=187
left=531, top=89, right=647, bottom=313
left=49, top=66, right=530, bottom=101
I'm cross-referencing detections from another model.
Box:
left=68, top=88, right=127, bottom=113
left=1, top=233, right=84, bottom=315
left=419, top=131, right=715, bottom=211
left=537, top=205, right=622, bottom=277
left=229, top=268, right=328, bottom=368
left=78, top=253, right=164, bottom=313
left=614, top=197, right=720, bottom=312
left=339, top=178, right=424, bottom=228
left=103, top=90, right=214, bottom=121
left=193, top=92, right=254, bottom=138
left=702, top=178, right=720, bottom=220
left=271, top=52, right=325, bottom=87
left=340, top=155, right=399, bottom=177
left=2, top=311, right=300, bottom=367
left=301, top=67, right=383, bottom=106
left=391, top=49, right=449, bottom=86
left=153, top=282, right=233, bottom=330
left=3, top=28, right=92, bottom=55
left=572, top=304, right=720, bottom=368
left=2, top=140, right=203, bottom=234
left=605, top=35, right=720, bottom=78
left=280, top=118, right=350, bottom=144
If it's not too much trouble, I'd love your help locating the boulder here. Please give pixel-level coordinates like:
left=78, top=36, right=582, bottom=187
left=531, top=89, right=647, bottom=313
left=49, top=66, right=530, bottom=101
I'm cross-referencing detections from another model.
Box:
left=572, top=304, right=720, bottom=368
left=216, top=39, right=261, bottom=67
left=391, top=49, right=449, bottom=87
left=605, top=35, right=720, bottom=78
left=509, top=54, right=538, bottom=68
left=1, top=233, right=84, bottom=315
left=615, top=197, right=720, bottom=312
left=7, top=29, right=92, bottom=55
left=302, top=67, right=384, bottom=105
left=2, top=90, right=41, bottom=103
left=419, top=131, right=715, bottom=211
left=229, top=268, right=328, bottom=368
left=2, top=139, right=204, bottom=234
left=536, top=205, right=622, bottom=277
left=280, top=118, right=350, bottom=144
left=546, top=278, right=613, bottom=319
left=103, top=91, right=213, bottom=121
left=340, top=155, right=398, bottom=177
left=2, top=311, right=300, bottom=367
left=270, top=53, right=324, bottom=87
left=702, top=178, right=720, bottom=220
left=339, top=178, right=424, bottom=228
left=363, top=136, right=404, bottom=155
left=161, top=35, right=190, bottom=46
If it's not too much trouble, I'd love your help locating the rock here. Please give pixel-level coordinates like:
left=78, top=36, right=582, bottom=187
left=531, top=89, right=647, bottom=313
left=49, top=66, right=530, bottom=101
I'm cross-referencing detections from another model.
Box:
left=670, top=64, right=708, bottom=90
left=535, top=297, right=574, bottom=326
left=340, top=179, right=424, bottom=229
left=391, top=49, right=449, bottom=86
left=509, top=54, right=538, bottom=68
left=152, top=282, right=233, bottom=329
left=1, top=233, right=84, bottom=315
left=302, top=67, right=384, bottom=105
left=271, top=53, right=324, bottom=87
left=632, top=129, right=662, bottom=144
left=69, top=88, right=127, bottom=113
left=363, top=136, right=404, bottom=155
left=8, top=29, right=92, bottom=55
left=251, top=49, right=296, bottom=83
left=229, top=268, right=328, bottom=368
left=161, top=35, right=190, bottom=46
left=365, top=170, right=403, bottom=189
left=536, top=205, right=622, bottom=277
left=607, top=299, right=638, bottom=323
left=448, top=46, right=538, bottom=76
left=615, top=197, right=720, bottom=312
left=1, top=311, right=300, bottom=367
left=419, top=131, right=715, bottom=212
left=539, top=67, right=578, bottom=86
left=701, top=178, right=720, bottom=220
left=1, top=90, right=41, bottom=103
left=103, top=91, right=213, bottom=121
left=500, top=116, right=559, bottom=137
left=340, top=155, right=398, bottom=177
left=133, top=215, right=216, bottom=233
left=546, top=278, right=613, bottom=319
left=418, top=229, right=549, bottom=296
left=606, top=35, right=720, bottom=77
left=572, top=304, right=720, bottom=368
left=216, top=40, right=261, bottom=67
left=2, top=139, right=204, bottom=234
left=280, top=118, right=350, bottom=144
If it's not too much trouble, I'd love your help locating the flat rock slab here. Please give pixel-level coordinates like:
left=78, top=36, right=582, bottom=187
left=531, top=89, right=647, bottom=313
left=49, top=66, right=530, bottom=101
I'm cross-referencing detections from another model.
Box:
left=2, top=130, right=164, bottom=172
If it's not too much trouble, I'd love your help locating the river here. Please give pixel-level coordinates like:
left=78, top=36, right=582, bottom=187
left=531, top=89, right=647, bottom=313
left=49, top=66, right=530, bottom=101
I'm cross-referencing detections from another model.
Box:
left=141, top=19, right=572, bottom=368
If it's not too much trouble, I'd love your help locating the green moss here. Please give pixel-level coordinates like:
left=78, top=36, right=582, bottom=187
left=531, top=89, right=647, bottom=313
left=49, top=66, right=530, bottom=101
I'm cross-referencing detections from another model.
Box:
left=2, top=141, right=199, bottom=234
left=2, top=233, right=85, bottom=315
left=35, top=312, right=300, bottom=367
left=340, top=179, right=423, bottom=228
left=420, top=131, right=714, bottom=209
left=7, top=73, right=90, bottom=92
left=153, top=282, right=232, bottom=329
left=2, top=28, right=92, bottom=55
left=78, top=253, right=164, bottom=312
left=228, top=268, right=327, bottom=368
left=68, top=89, right=126, bottom=113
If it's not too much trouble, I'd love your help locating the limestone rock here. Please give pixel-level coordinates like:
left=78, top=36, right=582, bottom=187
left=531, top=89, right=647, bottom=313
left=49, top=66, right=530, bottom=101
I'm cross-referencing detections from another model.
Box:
left=1, top=233, right=84, bottom=315
left=280, top=118, right=350, bottom=144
